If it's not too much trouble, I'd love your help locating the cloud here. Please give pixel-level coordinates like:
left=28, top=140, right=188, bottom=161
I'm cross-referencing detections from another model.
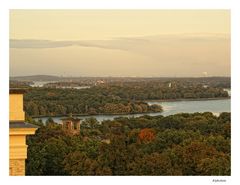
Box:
left=10, top=38, right=150, bottom=51
left=10, top=39, right=119, bottom=50
left=10, top=33, right=230, bottom=77
left=10, top=33, right=229, bottom=50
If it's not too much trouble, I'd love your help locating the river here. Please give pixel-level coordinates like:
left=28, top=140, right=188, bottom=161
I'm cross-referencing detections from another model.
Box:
left=35, top=97, right=230, bottom=124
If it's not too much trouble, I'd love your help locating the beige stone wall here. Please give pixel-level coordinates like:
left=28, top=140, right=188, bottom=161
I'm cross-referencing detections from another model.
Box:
left=9, top=159, right=25, bottom=176
left=9, top=134, right=27, bottom=176
left=9, top=91, right=38, bottom=176
left=9, top=94, right=25, bottom=121
left=9, top=128, right=37, bottom=176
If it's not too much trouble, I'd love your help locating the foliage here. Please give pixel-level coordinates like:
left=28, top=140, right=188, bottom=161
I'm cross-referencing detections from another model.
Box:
left=138, top=128, right=156, bottom=143
left=26, top=112, right=230, bottom=176
left=22, top=78, right=229, bottom=117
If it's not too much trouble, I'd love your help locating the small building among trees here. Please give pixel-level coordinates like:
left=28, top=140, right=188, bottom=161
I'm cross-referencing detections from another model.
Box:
left=60, top=115, right=81, bottom=135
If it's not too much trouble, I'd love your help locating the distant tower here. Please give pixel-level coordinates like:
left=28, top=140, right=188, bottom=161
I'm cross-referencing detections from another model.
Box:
left=60, top=115, right=81, bottom=135
left=168, top=82, right=172, bottom=88
left=202, top=72, right=208, bottom=77
left=9, top=89, right=38, bottom=176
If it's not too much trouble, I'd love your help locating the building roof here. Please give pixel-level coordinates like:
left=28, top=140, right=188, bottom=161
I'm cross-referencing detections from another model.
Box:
left=9, top=88, right=26, bottom=94
left=9, top=121, right=39, bottom=128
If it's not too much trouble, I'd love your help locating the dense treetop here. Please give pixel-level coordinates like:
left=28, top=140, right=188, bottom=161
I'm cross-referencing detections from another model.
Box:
left=26, top=112, right=230, bottom=176
left=20, top=78, right=229, bottom=117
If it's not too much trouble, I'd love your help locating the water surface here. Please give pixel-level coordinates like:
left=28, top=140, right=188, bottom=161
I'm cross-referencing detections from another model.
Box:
left=36, top=98, right=230, bottom=124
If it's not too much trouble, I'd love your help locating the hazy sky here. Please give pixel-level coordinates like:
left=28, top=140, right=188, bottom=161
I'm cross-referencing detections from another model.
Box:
left=10, top=10, right=230, bottom=77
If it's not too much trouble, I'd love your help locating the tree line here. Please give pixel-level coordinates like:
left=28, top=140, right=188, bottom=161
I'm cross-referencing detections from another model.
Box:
left=23, top=80, right=229, bottom=117
left=26, top=112, right=230, bottom=175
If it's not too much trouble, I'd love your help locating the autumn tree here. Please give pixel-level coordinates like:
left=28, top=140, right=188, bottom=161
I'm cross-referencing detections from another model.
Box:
left=138, top=128, right=156, bottom=143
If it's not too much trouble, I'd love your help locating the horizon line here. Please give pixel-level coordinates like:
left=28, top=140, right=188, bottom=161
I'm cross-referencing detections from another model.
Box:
left=10, top=74, right=231, bottom=78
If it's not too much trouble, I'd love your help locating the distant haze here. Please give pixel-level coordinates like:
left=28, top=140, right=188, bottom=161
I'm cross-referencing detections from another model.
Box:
left=10, top=10, right=230, bottom=77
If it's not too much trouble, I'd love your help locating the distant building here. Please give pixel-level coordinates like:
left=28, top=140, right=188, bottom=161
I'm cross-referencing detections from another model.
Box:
left=60, top=116, right=81, bottom=135
left=94, top=80, right=105, bottom=86
left=9, top=89, right=38, bottom=176
left=97, top=80, right=105, bottom=84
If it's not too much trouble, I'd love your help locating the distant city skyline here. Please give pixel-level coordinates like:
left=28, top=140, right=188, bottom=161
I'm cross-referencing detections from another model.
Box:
left=10, top=10, right=230, bottom=77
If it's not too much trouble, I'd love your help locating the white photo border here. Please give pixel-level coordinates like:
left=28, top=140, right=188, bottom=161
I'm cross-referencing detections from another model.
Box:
left=1, top=1, right=239, bottom=185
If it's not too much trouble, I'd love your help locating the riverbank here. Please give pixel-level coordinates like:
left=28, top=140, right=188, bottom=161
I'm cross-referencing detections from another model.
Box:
left=32, top=110, right=163, bottom=119
left=33, top=98, right=230, bottom=123
left=146, top=97, right=230, bottom=102
left=32, top=97, right=230, bottom=119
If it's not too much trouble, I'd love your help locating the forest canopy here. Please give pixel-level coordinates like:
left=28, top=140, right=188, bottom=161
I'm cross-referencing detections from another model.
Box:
left=26, top=112, right=231, bottom=176
left=22, top=79, right=229, bottom=117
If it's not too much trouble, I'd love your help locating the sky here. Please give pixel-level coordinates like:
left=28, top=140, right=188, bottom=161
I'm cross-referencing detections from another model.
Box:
left=10, top=10, right=230, bottom=77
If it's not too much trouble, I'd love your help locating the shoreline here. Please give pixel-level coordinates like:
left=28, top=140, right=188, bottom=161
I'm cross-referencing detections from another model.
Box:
left=32, top=97, right=230, bottom=119
left=146, top=97, right=230, bottom=102
left=32, top=110, right=163, bottom=119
